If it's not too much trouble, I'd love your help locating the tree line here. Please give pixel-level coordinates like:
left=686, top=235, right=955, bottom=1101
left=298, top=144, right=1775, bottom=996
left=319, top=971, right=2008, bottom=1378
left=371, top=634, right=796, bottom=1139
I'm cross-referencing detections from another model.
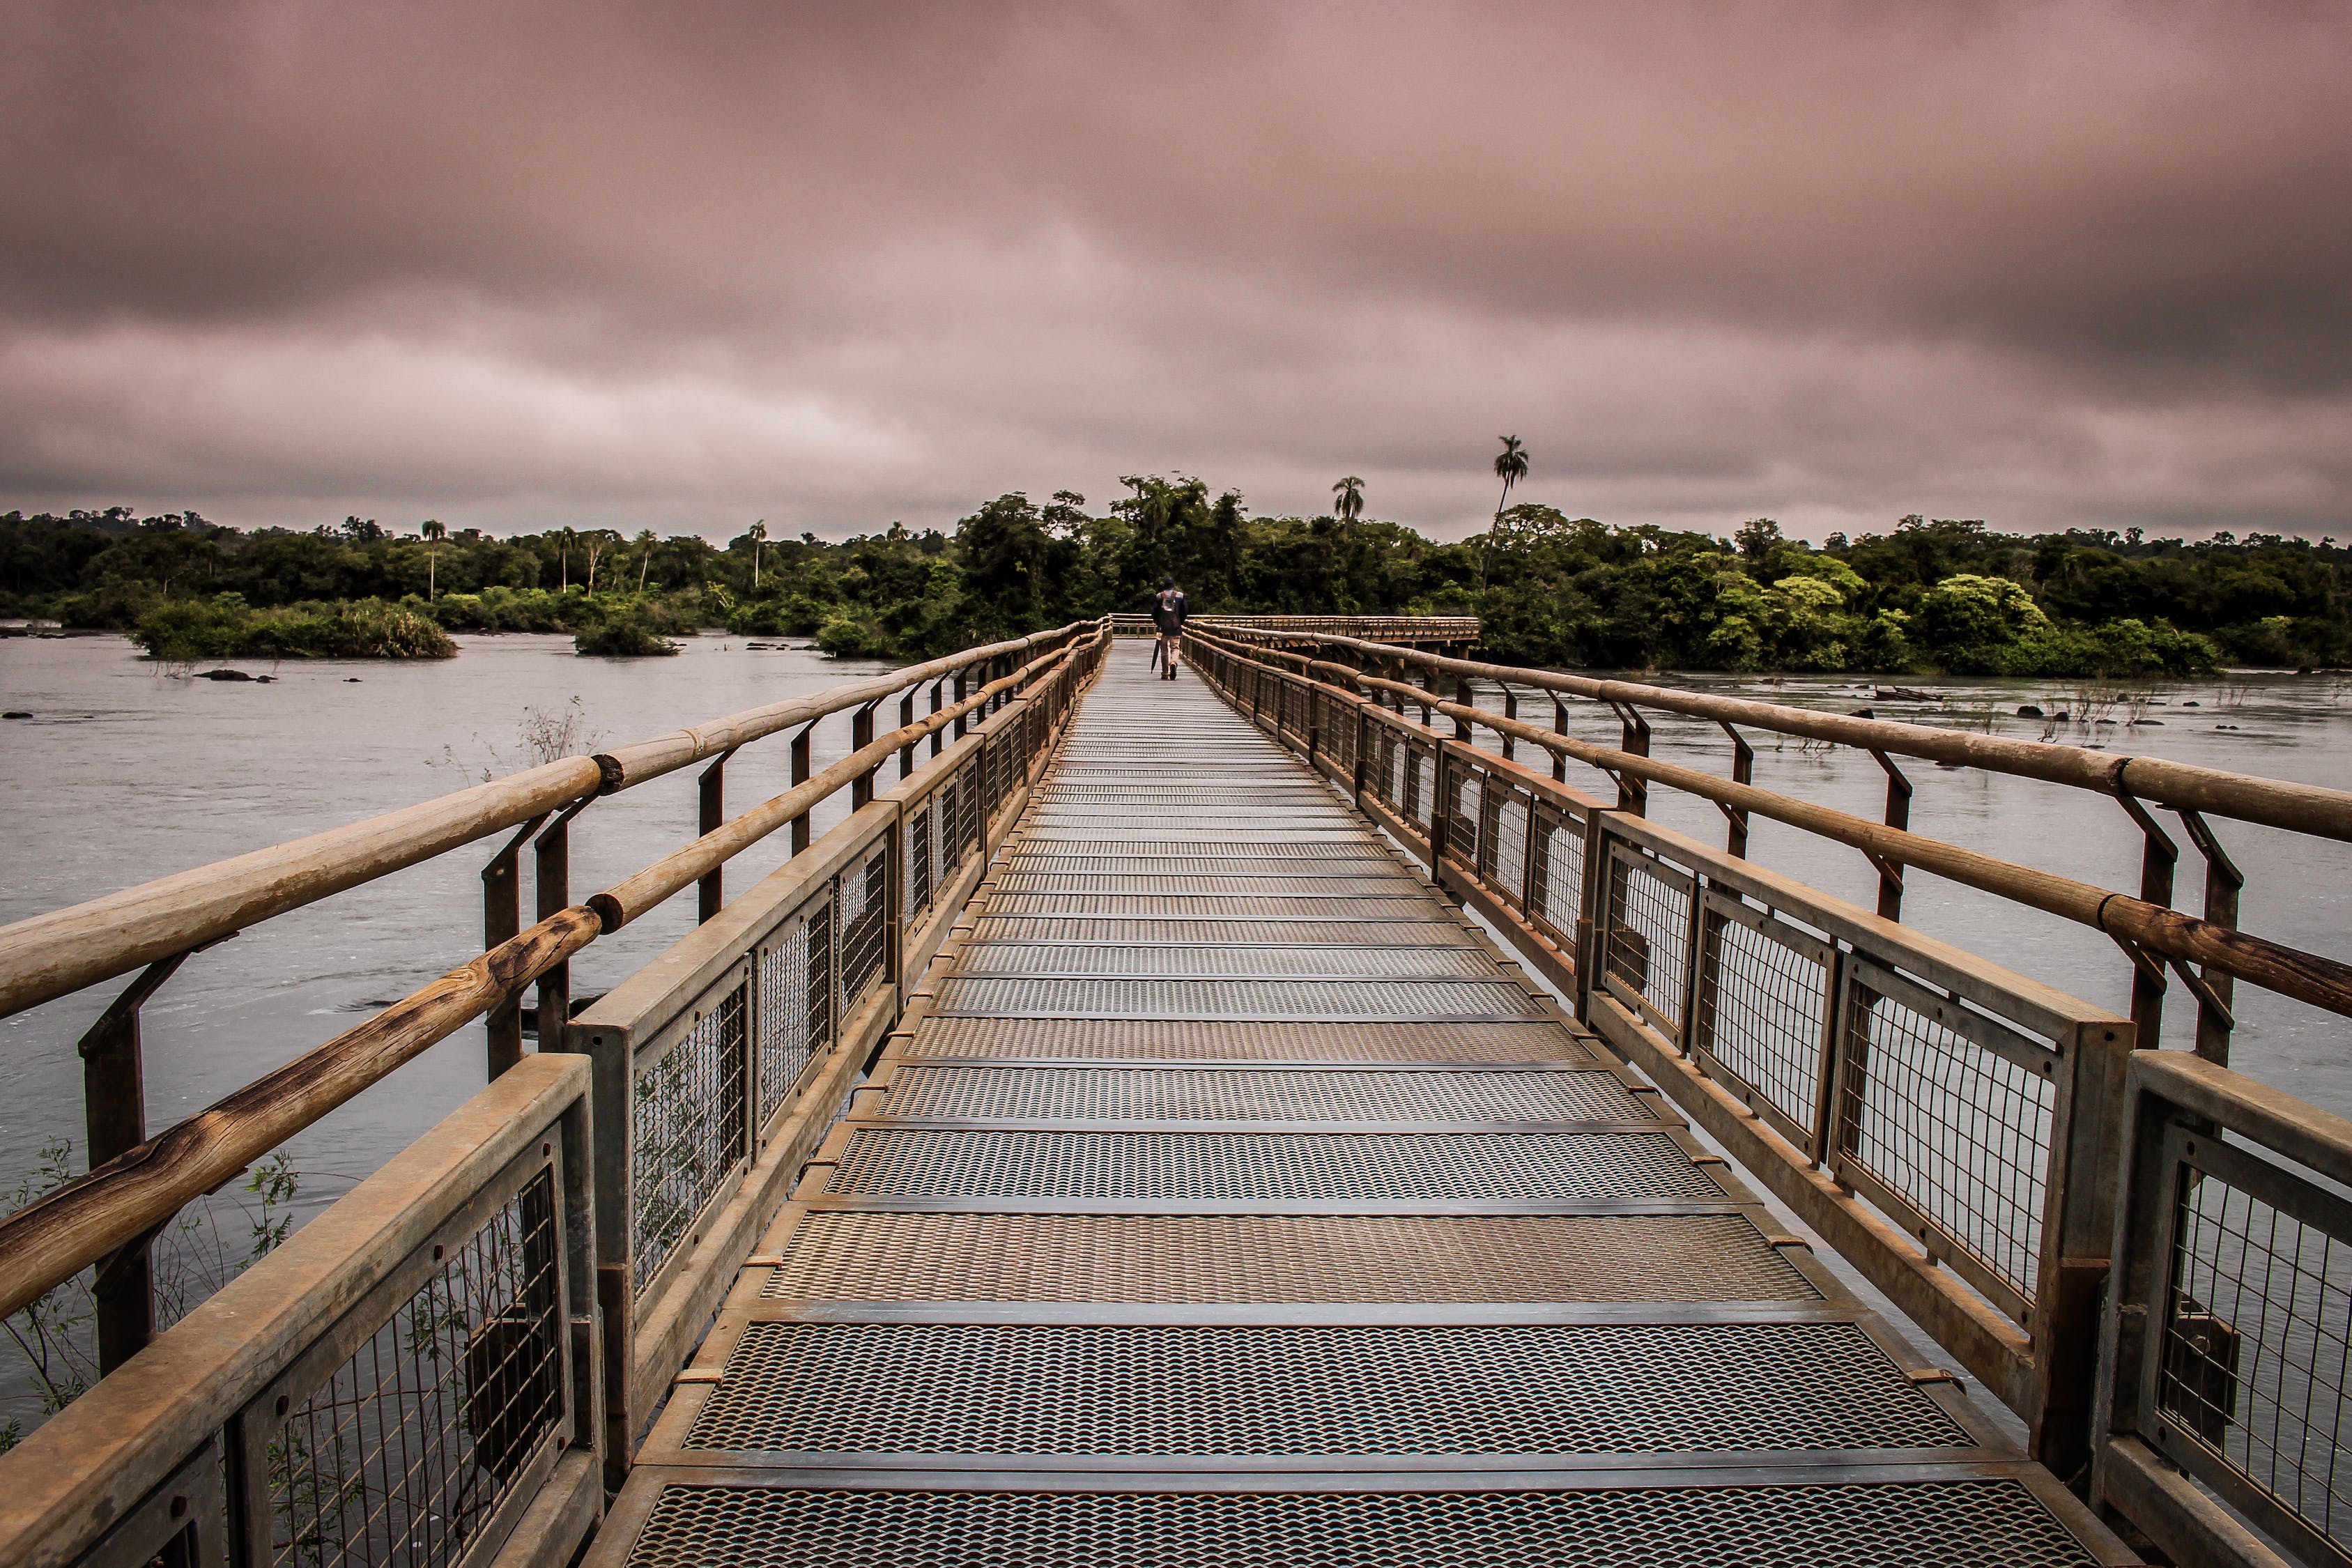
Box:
left=2, top=484, right=2346, bottom=673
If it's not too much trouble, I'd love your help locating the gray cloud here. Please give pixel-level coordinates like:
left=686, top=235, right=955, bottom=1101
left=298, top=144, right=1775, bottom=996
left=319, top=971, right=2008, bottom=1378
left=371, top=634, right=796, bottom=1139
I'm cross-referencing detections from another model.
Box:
left=2, top=0, right=2348, bottom=539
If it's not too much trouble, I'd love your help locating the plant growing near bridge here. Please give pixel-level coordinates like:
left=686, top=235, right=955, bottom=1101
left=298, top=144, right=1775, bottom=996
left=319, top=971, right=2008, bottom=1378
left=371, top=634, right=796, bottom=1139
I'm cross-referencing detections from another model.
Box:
left=0, top=1144, right=301, bottom=1451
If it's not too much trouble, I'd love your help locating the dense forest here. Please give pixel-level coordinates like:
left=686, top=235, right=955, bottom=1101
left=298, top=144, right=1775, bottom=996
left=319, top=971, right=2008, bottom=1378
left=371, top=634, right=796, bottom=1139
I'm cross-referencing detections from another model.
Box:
left=3, top=479, right=2348, bottom=675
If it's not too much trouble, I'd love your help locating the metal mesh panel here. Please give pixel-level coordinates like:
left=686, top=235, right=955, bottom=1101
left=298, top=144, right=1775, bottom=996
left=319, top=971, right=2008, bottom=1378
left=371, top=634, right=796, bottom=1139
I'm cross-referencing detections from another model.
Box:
left=1004, top=854, right=1405, bottom=877
left=953, top=945, right=1496, bottom=978
left=2160, top=1153, right=2352, bottom=1544
left=1014, top=843, right=1390, bottom=860
left=1490, top=790, right=1531, bottom=907
left=1445, top=769, right=1477, bottom=859
left=992, top=872, right=1419, bottom=894
left=635, top=986, right=749, bottom=1288
left=756, top=897, right=829, bottom=1123
left=1323, top=691, right=1357, bottom=770
left=879, top=1066, right=1653, bottom=1123
left=1693, top=902, right=1831, bottom=1140
left=1604, top=850, right=1692, bottom=1036
left=983, top=895, right=1446, bottom=918
left=1529, top=804, right=1585, bottom=939
left=622, top=1481, right=2100, bottom=1568
left=762, top=1211, right=1815, bottom=1303
left=685, top=1321, right=1967, bottom=1455
left=1409, top=745, right=1436, bottom=829
left=264, top=1169, right=563, bottom=1568
left=837, top=848, right=889, bottom=1015
left=824, top=1128, right=1725, bottom=1201
left=902, top=1017, right=1594, bottom=1063
left=930, top=977, right=1546, bottom=1020
left=969, top=918, right=1476, bottom=946
left=905, top=805, right=933, bottom=926
left=1837, top=981, right=2052, bottom=1307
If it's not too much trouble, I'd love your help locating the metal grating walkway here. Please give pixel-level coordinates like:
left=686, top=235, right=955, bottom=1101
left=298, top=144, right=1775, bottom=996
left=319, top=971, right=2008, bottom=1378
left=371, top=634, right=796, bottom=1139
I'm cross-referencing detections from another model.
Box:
left=592, top=647, right=2133, bottom=1567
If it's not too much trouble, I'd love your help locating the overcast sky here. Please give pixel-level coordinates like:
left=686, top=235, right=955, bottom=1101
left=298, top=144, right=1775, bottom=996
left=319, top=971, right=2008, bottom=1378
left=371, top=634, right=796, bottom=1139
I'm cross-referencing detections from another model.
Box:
left=3, top=1, right=2349, bottom=543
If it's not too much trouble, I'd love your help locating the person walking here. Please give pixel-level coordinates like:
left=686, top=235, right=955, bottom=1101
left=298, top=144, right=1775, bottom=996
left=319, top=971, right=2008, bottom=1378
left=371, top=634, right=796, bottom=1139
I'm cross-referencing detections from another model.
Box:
left=1151, top=576, right=1189, bottom=679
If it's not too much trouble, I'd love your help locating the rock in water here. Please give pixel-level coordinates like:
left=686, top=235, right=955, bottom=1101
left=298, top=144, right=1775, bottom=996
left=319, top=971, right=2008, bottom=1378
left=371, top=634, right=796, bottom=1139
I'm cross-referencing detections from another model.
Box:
left=198, top=668, right=254, bottom=682
left=2016, top=705, right=2043, bottom=718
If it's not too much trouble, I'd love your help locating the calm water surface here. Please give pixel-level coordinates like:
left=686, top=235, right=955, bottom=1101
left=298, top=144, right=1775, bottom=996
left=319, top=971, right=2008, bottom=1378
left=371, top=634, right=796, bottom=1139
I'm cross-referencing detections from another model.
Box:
left=1, top=635, right=2347, bottom=1426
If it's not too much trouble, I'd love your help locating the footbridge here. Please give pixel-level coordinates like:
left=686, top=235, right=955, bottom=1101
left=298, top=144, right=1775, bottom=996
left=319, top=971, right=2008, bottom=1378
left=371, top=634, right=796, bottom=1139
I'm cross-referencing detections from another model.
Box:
left=3, top=616, right=2351, bottom=1567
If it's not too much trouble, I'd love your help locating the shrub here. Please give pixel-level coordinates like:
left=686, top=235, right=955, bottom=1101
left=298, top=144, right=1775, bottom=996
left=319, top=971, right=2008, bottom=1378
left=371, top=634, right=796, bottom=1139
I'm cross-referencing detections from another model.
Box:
left=574, top=604, right=680, bottom=656
left=131, top=596, right=455, bottom=659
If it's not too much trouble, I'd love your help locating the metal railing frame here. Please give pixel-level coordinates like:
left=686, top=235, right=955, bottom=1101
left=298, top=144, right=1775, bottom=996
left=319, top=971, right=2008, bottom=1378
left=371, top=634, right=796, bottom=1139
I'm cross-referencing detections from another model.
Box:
left=0, top=621, right=1116, bottom=1565
left=1187, top=624, right=2352, bottom=1566
left=1109, top=613, right=1478, bottom=646
left=0, top=1052, right=601, bottom=1568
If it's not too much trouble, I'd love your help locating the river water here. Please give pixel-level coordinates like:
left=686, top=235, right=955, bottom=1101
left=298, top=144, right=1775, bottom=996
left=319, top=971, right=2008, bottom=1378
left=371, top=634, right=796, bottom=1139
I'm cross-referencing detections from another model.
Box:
left=1, top=633, right=2346, bottom=1429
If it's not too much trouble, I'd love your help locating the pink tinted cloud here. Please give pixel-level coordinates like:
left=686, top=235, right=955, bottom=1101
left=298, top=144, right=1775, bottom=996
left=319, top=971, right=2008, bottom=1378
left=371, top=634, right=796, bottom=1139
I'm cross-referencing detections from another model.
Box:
left=1, top=1, right=2348, bottom=539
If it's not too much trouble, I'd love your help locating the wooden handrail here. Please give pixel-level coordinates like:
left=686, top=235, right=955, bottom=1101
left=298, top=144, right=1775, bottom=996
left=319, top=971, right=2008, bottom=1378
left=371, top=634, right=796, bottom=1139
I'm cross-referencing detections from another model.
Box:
left=1204, top=623, right=2352, bottom=843
left=0, top=621, right=1098, bottom=1020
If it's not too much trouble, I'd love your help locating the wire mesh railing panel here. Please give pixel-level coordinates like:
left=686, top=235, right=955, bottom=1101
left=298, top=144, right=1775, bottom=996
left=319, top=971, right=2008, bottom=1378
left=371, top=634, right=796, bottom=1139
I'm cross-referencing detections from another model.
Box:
left=837, top=847, right=889, bottom=1017
left=1834, top=961, right=2054, bottom=1314
left=755, top=893, right=831, bottom=1125
left=1445, top=768, right=1477, bottom=861
left=1601, top=845, right=1694, bottom=1040
left=633, top=985, right=750, bottom=1289
left=1527, top=804, right=1584, bottom=944
left=1408, top=744, right=1436, bottom=832
left=2156, top=1135, right=2352, bottom=1555
left=1692, top=896, right=1836, bottom=1149
left=257, top=1167, right=564, bottom=1568
left=905, top=804, right=933, bottom=930
left=1489, top=787, right=1532, bottom=911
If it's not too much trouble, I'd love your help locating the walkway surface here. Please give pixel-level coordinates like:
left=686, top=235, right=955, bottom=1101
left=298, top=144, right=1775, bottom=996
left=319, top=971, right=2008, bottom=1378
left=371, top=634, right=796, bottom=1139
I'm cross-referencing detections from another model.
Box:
left=595, top=649, right=2129, bottom=1567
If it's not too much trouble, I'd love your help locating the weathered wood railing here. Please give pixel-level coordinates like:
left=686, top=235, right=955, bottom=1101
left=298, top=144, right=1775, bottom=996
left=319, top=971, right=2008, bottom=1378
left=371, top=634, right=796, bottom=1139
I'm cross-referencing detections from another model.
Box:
left=0, top=620, right=1114, bottom=1567
left=1187, top=622, right=2352, bottom=1568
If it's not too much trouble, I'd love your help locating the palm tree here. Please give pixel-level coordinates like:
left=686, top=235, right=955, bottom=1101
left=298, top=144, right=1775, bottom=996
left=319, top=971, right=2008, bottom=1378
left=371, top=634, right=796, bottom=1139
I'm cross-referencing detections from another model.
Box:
left=1492, top=436, right=1529, bottom=521
left=555, top=526, right=576, bottom=592
left=1483, top=436, right=1530, bottom=586
left=635, top=528, right=659, bottom=592
left=420, top=519, right=445, bottom=600
left=747, top=519, right=767, bottom=590
left=1332, top=476, right=1365, bottom=525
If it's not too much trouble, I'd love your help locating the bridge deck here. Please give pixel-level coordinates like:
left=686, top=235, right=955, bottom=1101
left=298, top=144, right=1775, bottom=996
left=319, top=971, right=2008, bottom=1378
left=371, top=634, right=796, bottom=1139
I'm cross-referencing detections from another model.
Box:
left=592, top=652, right=2129, bottom=1566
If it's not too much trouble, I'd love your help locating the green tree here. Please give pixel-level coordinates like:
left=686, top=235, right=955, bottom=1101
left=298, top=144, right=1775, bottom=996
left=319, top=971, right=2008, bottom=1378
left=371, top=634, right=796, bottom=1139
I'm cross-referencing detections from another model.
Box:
left=1484, top=436, right=1530, bottom=585
left=420, top=519, right=445, bottom=600
left=634, top=528, right=659, bottom=592
left=1332, top=476, right=1365, bottom=525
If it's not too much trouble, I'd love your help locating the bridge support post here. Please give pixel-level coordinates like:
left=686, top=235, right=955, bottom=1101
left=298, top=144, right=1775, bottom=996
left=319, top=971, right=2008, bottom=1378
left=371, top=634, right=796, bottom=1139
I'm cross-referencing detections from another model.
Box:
left=790, top=721, right=815, bottom=854
left=77, top=953, right=189, bottom=1374
left=852, top=702, right=878, bottom=808
left=698, top=750, right=735, bottom=923
left=534, top=798, right=592, bottom=1042
left=1868, top=749, right=1913, bottom=920
left=483, top=813, right=548, bottom=1075
left=2025, top=1015, right=2137, bottom=1486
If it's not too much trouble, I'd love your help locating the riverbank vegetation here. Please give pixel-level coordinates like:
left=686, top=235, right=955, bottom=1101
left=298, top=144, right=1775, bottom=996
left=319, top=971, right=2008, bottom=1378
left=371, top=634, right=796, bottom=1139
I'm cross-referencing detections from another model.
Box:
left=5, top=493, right=2346, bottom=675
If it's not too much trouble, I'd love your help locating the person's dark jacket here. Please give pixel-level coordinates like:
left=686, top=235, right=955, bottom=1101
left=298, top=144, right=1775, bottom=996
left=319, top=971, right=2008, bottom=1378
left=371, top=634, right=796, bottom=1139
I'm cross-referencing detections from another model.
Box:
left=1151, top=589, right=1190, bottom=633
